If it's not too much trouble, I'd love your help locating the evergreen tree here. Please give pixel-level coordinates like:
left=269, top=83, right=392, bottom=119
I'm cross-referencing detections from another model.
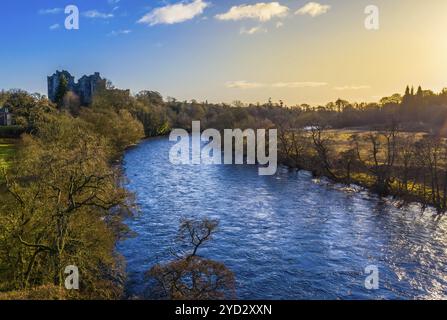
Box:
left=405, top=86, right=410, bottom=96
left=402, top=86, right=411, bottom=107
left=417, top=86, right=423, bottom=97
left=55, top=75, right=69, bottom=108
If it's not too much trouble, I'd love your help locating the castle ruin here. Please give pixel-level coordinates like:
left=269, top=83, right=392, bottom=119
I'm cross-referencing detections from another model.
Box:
left=47, top=70, right=107, bottom=106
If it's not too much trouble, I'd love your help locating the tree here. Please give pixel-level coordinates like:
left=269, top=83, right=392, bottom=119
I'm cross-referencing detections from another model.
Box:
left=416, top=86, right=423, bottom=98
left=136, top=91, right=164, bottom=107
left=55, top=75, right=69, bottom=108
left=414, top=135, right=447, bottom=212
left=380, top=94, right=402, bottom=106
left=335, top=98, right=349, bottom=113
left=0, top=115, right=131, bottom=297
left=405, top=85, right=411, bottom=96
left=80, top=108, right=145, bottom=156
left=353, top=125, right=399, bottom=196
left=311, top=126, right=338, bottom=180
left=147, top=219, right=236, bottom=300
left=3, top=90, right=56, bottom=131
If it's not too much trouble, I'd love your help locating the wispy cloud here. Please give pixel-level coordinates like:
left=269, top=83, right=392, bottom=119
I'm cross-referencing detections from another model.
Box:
left=334, top=85, right=371, bottom=91
left=216, top=2, right=289, bottom=22
left=49, top=24, right=60, bottom=30
left=38, top=8, right=63, bottom=15
left=226, top=81, right=328, bottom=89
left=226, top=81, right=265, bottom=89
left=83, top=10, right=114, bottom=19
left=108, top=29, right=132, bottom=36
left=240, top=26, right=266, bottom=35
left=138, top=0, right=209, bottom=26
left=295, top=2, right=331, bottom=17
left=273, top=82, right=328, bottom=88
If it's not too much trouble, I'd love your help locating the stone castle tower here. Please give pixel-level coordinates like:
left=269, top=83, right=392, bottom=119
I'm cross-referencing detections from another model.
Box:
left=48, top=70, right=107, bottom=105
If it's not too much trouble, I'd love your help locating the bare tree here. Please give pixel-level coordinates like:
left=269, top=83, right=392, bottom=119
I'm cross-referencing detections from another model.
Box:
left=148, top=218, right=235, bottom=300
left=354, top=125, right=399, bottom=196
left=311, top=126, right=338, bottom=180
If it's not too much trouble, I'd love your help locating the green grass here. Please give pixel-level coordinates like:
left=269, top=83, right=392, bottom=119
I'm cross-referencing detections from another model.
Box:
left=0, top=138, right=16, bottom=170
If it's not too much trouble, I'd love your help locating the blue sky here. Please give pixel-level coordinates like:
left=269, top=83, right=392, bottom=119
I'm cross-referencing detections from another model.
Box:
left=1, top=0, right=447, bottom=105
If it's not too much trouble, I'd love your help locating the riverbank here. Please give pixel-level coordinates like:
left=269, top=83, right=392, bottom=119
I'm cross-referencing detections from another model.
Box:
left=279, top=128, right=447, bottom=214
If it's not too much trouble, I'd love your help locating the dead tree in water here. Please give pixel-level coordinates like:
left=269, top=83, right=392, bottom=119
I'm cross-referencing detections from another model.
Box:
left=147, top=218, right=236, bottom=300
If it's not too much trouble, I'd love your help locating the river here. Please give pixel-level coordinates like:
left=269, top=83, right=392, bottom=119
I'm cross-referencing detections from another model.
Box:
left=117, top=137, right=447, bottom=300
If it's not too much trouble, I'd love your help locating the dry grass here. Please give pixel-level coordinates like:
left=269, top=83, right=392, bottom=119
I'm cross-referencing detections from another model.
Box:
left=0, top=285, right=78, bottom=300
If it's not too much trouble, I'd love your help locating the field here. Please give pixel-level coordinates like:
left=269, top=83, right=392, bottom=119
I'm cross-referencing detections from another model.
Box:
left=326, top=129, right=427, bottom=153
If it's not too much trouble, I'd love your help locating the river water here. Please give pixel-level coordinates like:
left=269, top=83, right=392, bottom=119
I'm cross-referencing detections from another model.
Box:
left=118, top=137, right=447, bottom=299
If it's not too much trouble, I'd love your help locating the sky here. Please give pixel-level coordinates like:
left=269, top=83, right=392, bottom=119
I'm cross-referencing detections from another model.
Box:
left=1, top=0, right=447, bottom=106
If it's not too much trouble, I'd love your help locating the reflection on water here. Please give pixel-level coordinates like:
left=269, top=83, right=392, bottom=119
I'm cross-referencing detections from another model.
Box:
left=118, top=137, right=447, bottom=300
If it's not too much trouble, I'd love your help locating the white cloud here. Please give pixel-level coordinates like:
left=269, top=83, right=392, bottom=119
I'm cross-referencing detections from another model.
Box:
left=295, top=2, right=330, bottom=17
left=39, top=8, right=63, bottom=15
left=276, top=21, right=284, bottom=28
left=138, top=0, right=209, bottom=26
left=83, top=10, right=114, bottom=19
left=49, top=24, right=60, bottom=30
left=108, top=29, right=132, bottom=36
left=226, top=81, right=328, bottom=89
left=226, top=81, right=265, bottom=89
left=240, top=26, right=266, bottom=35
left=216, top=2, right=289, bottom=22
left=334, top=85, right=371, bottom=91
left=273, top=82, right=328, bottom=88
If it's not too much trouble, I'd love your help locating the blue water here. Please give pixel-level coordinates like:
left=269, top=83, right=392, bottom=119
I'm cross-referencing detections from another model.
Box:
left=118, top=137, right=447, bottom=300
